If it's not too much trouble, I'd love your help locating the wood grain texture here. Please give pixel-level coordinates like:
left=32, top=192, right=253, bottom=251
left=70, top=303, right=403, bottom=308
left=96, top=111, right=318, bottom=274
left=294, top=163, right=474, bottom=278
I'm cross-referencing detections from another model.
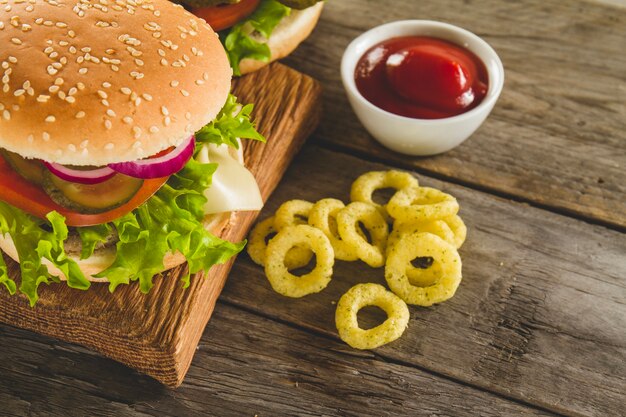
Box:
left=0, top=304, right=555, bottom=417
left=0, top=63, right=321, bottom=387
left=283, top=0, right=626, bottom=229
left=221, top=146, right=626, bottom=417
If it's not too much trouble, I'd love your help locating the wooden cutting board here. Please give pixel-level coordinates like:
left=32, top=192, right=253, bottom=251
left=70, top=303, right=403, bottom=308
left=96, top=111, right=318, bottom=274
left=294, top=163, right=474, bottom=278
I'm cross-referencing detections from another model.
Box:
left=0, top=63, right=322, bottom=387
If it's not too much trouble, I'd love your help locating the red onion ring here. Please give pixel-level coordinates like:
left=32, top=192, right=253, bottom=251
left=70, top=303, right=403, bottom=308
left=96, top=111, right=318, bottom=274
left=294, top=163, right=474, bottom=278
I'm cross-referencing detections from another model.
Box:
left=108, top=136, right=195, bottom=179
left=44, top=162, right=116, bottom=185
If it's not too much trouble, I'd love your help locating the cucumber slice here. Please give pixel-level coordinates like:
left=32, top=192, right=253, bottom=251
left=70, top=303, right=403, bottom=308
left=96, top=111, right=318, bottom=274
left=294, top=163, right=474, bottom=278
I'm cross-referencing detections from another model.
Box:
left=45, top=171, right=144, bottom=213
left=1, top=150, right=46, bottom=186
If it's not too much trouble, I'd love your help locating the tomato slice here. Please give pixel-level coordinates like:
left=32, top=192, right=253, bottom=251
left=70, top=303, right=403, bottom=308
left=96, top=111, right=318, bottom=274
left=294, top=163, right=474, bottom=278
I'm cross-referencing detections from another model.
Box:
left=0, top=155, right=168, bottom=227
left=192, top=0, right=261, bottom=32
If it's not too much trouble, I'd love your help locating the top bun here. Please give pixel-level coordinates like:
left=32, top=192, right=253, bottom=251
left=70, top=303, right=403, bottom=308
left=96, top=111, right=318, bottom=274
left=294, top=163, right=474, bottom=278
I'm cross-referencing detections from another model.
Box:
left=0, top=0, right=232, bottom=165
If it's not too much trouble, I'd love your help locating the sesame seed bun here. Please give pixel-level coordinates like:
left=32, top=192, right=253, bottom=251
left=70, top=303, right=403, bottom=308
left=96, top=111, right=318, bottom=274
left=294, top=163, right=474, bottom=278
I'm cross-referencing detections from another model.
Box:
left=238, top=2, right=323, bottom=75
left=0, top=0, right=232, bottom=166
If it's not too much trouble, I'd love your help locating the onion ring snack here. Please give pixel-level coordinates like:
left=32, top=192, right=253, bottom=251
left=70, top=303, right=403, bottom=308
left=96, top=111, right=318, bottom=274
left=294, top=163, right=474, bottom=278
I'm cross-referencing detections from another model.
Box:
left=387, top=186, right=459, bottom=223
left=443, top=215, right=467, bottom=249
left=274, top=199, right=314, bottom=230
left=247, top=216, right=313, bottom=270
left=337, top=202, right=389, bottom=268
left=335, top=283, right=409, bottom=349
left=386, top=233, right=462, bottom=306
left=264, top=225, right=335, bottom=298
left=350, top=171, right=418, bottom=222
left=308, top=198, right=360, bottom=262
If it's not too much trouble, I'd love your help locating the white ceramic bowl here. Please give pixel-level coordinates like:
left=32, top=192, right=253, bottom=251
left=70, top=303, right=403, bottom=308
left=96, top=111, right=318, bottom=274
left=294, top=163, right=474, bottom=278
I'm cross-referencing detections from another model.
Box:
left=341, top=20, right=504, bottom=156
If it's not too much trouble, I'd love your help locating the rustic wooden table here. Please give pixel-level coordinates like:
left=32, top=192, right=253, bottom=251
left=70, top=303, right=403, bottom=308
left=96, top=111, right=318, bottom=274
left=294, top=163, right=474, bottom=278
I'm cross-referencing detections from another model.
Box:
left=1, top=0, right=625, bottom=416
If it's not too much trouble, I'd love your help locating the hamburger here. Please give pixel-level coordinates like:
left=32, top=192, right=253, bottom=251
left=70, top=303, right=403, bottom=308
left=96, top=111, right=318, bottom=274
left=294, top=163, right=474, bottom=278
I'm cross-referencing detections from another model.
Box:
left=0, top=0, right=265, bottom=306
left=175, top=0, right=325, bottom=75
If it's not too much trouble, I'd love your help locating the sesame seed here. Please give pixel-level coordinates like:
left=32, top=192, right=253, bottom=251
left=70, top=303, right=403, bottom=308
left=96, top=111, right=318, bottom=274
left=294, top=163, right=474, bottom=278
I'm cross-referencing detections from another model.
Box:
left=45, top=115, right=56, bottom=123
left=104, top=119, right=112, bottom=129
left=185, top=112, right=191, bottom=120
left=123, top=116, right=133, bottom=124
left=195, top=80, right=204, bottom=85
left=11, top=38, right=22, bottom=45
left=78, top=67, right=88, bottom=75
left=101, top=99, right=109, bottom=107
left=164, top=116, right=171, bottom=126
left=68, top=87, right=78, bottom=96
left=75, top=111, right=86, bottom=119
left=58, top=91, right=66, bottom=100
left=102, top=82, right=112, bottom=88
left=133, top=126, right=141, bottom=139
left=54, top=78, right=64, bottom=86
left=160, top=106, right=169, bottom=116
left=68, top=144, right=76, bottom=152
left=160, top=58, right=168, bottom=66
left=42, top=132, right=50, bottom=141
left=49, top=85, right=60, bottom=93
left=97, top=90, right=108, bottom=99
left=180, top=89, right=189, bottom=97
left=111, top=65, right=119, bottom=72
left=14, top=89, right=25, bottom=97
left=142, top=93, right=152, bottom=101
left=106, top=109, right=116, bottom=117
left=2, top=110, right=10, bottom=120
left=104, top=143, right=114, bottom=150
left=77, top=82, right=85, bottom=90
left=170, top=80, right=179, bottom=87
left=132, top=140, right=142, bottom=148
left=121, top=87, right=132, bottom=95
left=149, top=126, right=159, bottom=133
left=37, top=95, right=50, bottom=103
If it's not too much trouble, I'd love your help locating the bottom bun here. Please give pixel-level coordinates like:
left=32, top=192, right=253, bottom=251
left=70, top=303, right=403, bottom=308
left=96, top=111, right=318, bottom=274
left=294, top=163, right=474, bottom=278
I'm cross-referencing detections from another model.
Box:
left=239, top=2, right=324, bottom=75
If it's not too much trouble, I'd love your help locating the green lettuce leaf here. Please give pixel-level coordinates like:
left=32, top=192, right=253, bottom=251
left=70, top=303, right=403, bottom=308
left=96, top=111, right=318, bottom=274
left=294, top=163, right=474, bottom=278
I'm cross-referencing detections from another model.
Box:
left=0, top=94, right=264, bottom=305
left=0, top=207, right=90, bottom=306
left=222, top=0, right=291, bottom=75
left=196, top=94, right=265, bottom=149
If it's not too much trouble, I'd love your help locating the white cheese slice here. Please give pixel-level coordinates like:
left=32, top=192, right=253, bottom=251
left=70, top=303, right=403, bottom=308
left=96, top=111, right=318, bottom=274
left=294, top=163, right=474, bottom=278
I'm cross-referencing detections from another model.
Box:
left=197, top=142, right=264, bottom=214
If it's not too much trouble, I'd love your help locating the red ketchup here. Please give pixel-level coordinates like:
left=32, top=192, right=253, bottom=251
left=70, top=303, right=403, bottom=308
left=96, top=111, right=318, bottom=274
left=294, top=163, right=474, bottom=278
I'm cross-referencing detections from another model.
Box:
left=355, top=36, right=489, bottom=119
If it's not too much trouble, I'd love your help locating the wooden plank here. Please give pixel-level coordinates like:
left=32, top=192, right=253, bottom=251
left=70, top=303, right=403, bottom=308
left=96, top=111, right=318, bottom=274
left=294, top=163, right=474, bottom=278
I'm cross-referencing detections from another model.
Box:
left=0, top=63, right=321, bottom=387
left=219, top=145, right=626, bottom=417
left=283, top=0, right=626, bottom=229
left=0, top=304, right=555, bottom=416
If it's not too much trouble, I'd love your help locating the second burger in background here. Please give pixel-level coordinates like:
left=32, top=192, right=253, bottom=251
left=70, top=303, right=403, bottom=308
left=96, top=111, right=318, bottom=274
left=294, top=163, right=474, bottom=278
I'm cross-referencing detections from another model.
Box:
left=176, top=0, right=325, bottom=75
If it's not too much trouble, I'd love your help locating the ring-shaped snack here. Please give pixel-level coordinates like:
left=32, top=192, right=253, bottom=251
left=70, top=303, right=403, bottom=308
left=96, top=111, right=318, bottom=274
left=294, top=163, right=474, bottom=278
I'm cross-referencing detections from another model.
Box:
left=247, top=216, right=313, bottom=270
left=308, top=198, right=360, bottom=262
left=350, top=171, right=418, bottom=222
left=336, top=202, right=389, bottom=268
left=335, top=283, right=410, bottom=350
left=274, top=199, right=314, bottom=231
left=387, top=186, right=459, bottom=223
left=386, top=232, right=462, bottom=306
left=265, top=225, right=335, bottom=298
left=387, top=220, right=456, bottom=253
left=387, top=220, right=457, bottom=286
left=443, top=214, right=467, bottom=249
